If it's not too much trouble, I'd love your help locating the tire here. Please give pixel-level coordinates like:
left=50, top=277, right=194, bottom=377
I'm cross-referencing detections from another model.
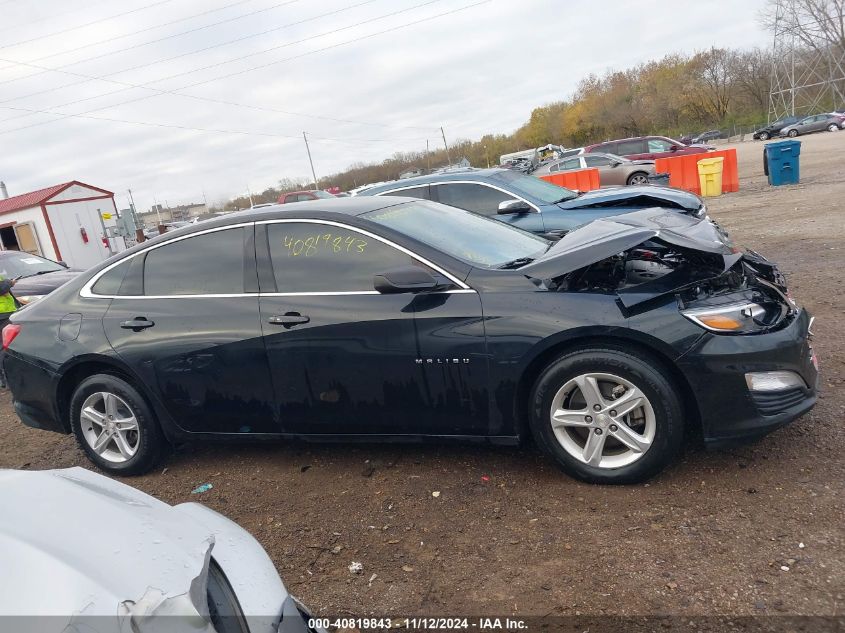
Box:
left=827, top=124, right=839, bottom=132
left=788, top=129, right=799, bottom=137
left=70, top=373, right=163, bottom=475
left=627, top=172, right=650, bottom=186
left=529, top=347, right=684, bottom=484
left=759, top=132, right=770, bottom=141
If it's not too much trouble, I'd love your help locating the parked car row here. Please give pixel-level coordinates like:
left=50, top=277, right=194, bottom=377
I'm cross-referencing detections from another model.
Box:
left=753, top=112, right=845, bottom=140
left=532, top=152, right=656, bottom=186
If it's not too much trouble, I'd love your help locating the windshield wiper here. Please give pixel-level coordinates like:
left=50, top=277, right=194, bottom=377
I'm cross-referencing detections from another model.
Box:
left=497, top=257, right=535, bottom=270
left=18, top=270, right=58, bottom=279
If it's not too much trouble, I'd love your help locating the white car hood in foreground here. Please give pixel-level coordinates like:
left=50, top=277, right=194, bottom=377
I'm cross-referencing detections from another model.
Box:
left=0, top=467, right=288, bottom=633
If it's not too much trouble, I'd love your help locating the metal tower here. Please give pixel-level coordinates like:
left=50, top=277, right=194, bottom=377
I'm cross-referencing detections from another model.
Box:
left=768, top=0, right=845, bottom=122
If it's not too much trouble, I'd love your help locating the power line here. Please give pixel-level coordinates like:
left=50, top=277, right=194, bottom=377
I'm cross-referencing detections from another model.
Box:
left=0, top=0, right=178, bottom=51
left=0, top=0, right=457, bottom=134
left=0, top=0, right=259, bottom=74
left=0, top=0, right=114, bottom=35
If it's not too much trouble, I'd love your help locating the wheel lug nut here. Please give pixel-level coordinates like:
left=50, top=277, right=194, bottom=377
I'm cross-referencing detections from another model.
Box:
left=593, top=404, right=601, bottom=411
left=609, top=410, right=617, bottom=417
left=610, top=424, right=618, bottom=432
left=585, top=415, right=593, bottom=423
left=594, top=428, right=603, bottom=435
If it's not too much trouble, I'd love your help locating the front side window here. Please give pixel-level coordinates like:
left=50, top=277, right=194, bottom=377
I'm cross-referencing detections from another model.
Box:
left=488, top=170, right=577, bottom=203
left=434, top=183, right=512, bottom=216
left=143, top=227, right=246, bottom=296
left=364, top=201, right=548, bottom=268
left=267, top=222, right=421, bottom=292
left=647, top=138, right=673, bottom=153
left=382, top=185, right=431, bottom=200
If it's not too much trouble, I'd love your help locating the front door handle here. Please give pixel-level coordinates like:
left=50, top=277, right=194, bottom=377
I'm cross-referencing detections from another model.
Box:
left=268, top=313, right=310, bottom=328
left=120, top=317, right=155, bottom=331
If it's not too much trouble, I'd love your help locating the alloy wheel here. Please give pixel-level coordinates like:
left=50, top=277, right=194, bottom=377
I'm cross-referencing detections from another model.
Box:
left=629, top=173, right=649, bottom=185
left=549, top=372, right=656, bottom=469
left=80, top=392, right=141, bottom=463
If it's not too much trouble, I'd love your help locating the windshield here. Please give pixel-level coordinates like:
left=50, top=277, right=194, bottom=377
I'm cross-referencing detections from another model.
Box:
left=489, top=170, right=577, bottom=203
left=364, top=201, right=549, bottom=268
left=0, top=252, right=64, bottom=279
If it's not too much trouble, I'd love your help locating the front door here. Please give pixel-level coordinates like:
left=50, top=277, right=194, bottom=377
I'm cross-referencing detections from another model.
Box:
left=256, top=220, right=489, bottom=436
left=101, top=224, right=278, bottom=434
left=432, top=182, right=546, bottom=234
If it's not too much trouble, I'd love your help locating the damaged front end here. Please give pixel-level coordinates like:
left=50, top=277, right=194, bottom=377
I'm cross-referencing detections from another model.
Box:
left=521, top=208, right=797, bottom=333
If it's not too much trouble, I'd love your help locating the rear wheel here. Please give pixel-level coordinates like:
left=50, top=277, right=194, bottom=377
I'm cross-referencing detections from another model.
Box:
left=788, top=129, right=799, bottom=137
left=529, top=348, right=684, bottom=484
left=70, top=374, right=163, bottom=475
left=627, top=172, right=650, bottom=186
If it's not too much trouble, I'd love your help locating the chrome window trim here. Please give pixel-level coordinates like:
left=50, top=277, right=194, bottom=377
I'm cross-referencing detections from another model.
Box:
left=375, top=181, right=541, bottom=214
left=258, top=218, right=471, bottom=290
left=80, top=222, right=255, bottom=299
left=81, top=218, right=474, bottom=299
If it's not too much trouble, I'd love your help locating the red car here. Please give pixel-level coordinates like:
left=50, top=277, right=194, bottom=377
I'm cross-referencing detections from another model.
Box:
left=277, top=190, right=336, bottom=204
left=585, top=136, right=712, bottom=161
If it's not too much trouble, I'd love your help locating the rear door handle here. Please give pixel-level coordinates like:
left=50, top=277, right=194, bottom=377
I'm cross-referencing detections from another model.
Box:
left=120, top=317, right=155, bottom=331
left=268, top=313, right=310, bottom=328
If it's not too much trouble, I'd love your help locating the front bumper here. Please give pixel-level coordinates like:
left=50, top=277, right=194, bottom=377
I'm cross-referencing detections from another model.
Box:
left=677, top=308, right=818, bottom=446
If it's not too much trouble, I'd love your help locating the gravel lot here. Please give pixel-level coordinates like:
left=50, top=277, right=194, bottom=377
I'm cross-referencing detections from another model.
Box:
left=0, top=132, right=842, bottom=620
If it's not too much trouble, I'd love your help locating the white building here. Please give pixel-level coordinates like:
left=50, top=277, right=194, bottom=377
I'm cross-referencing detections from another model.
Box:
left=0, top=181, right=126, bottom=270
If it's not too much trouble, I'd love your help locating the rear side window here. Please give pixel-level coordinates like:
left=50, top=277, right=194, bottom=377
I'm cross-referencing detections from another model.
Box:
left=143, top=228, right=246, bottom=296
left=91, top=258, right=131, bottom=295
left=595, top=142, right=617, bottom=154
left=266, top=222, right=419, bottom=292
left=616, top=140, right=646, bottom=155
left=382, top=186, right=431, bottom=200
left=561, top=158, right=581, bottom=170
left=585, top=155, right=613, bottom=167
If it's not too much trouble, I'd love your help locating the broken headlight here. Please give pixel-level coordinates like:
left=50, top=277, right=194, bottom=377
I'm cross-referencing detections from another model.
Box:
left=682, top=301, right=773, bottom=333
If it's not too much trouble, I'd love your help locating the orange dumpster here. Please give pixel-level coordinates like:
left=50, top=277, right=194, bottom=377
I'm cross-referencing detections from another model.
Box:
left=539, top=167, right=600, bottom=192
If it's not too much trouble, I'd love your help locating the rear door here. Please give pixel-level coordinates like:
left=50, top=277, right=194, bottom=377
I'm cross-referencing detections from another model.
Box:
left=616, top=139, right=648, bottom=159
left=101, top=224, right=278, bottom=434
left=256, top=219, right=489, bottom=436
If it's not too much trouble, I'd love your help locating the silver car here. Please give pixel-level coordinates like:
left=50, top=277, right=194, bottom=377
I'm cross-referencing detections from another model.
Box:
left=533, top=152, right=656, bottom=186
left=0, top=467, right=323, bottom=633
left=780, top=113, right=843, bottom=137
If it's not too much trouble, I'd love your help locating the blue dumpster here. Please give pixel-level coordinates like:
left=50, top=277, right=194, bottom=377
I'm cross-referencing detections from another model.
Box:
left=764, top=140, right=801, bottom=186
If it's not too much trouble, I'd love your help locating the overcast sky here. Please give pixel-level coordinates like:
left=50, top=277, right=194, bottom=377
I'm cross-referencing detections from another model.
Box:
left=0, top=0, right=771, bottom=211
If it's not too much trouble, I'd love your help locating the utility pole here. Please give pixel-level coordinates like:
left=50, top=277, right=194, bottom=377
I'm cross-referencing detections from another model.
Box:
left=152, top=195, right=162, bottom=224
left=246, top=186, right=254, bottom=208
left=426, top=139, right=431, bottom=173
left=303, top=131, right=318, bottom=190
left=483, top=144, right=490, bottom=168
left=440, top=126, right=452, bottom=166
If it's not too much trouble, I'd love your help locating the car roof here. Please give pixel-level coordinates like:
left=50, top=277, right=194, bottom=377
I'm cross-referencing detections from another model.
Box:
left=360, top=168, right=512, bottom=194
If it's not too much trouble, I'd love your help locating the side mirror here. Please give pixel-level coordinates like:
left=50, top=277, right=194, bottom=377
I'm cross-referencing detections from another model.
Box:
left=497, top=199, right=532, bottom=215
left=374, top=266, right=440, bottom=294
left=669, top=145, right=680, bottom=151
left=610, top=161, right=622, bottom=167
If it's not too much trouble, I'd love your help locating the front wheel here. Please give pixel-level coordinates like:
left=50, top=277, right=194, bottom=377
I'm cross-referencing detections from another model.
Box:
left=828, top=124, right=839, bottom=132
left=788, top=129, right=799, bottom=137
left=759, top=132, right=770, bottom=141
left=529, top=348, right=684, bottom=484
left=70, top=374, right=163, bottom=475
left=627, top=172, right=650, bottom=186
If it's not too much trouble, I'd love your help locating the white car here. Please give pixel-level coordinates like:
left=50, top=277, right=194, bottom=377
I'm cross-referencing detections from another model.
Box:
left=0, top=467, right=322, bottom=633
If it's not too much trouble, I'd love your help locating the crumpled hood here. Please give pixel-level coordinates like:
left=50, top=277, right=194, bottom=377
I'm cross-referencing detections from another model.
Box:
left=558, top=184, right=703, bottom=213
left=521, top=208, right=735, bottom=281
left=12, top=269, right=82, bottom=296
left=0, top=468, right=216, bottom=628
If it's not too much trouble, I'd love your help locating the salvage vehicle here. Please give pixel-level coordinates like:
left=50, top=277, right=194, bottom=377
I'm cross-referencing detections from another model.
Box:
left=359, top=168, right=705, bottom=236
left=752, top=116, right=801, bottom=140
left=3, top=200, right=817, bottom=484
left=0, top=250, right=81, bottom=309
left=0, top=466, right=322, bottom=633
left=532, top=152, right=655, bottom=186
left=277, top=190, right=336, bottom=204
left=779, top=113, right=845, bottom=137
left=585, top=136, right=713, bottom=160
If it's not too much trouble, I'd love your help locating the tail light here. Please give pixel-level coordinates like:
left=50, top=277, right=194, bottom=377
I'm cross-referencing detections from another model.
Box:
left=2, top=323, right=21, bottom=350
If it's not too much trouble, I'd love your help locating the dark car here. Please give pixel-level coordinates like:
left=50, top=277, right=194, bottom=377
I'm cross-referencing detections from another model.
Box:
left=358, top=168, right=705, bottom=237
left=3, top=199, right=817, bottom=484
left=277, top=190, right=336, bottom=204
left=752, top=116, right=801, bottom=140
left=585, top=136, right=712, bottom=160
left=692, top=130, right=723, bottom=144
left=0, top=251, right=80, bottom=321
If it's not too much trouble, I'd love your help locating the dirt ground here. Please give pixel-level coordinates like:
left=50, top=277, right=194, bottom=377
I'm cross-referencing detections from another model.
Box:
left=1, top=133, right=843, bottom=620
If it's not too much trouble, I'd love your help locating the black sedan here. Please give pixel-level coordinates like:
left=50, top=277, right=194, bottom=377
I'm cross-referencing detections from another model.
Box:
left=0, top=251, right=81, bottom=321
left=2, top=198, right=818, bottom=484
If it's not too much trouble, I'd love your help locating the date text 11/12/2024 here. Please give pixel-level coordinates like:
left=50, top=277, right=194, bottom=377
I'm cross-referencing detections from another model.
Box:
left=307, top=617, right=528, bottom=630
